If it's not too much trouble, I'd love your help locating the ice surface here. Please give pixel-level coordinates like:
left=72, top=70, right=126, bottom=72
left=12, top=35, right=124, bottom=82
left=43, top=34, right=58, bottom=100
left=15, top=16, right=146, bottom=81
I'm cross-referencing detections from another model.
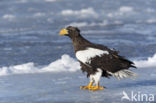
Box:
left=0, top=66, right=155, bottom=103
left=0, top=0, right=156, bottom=102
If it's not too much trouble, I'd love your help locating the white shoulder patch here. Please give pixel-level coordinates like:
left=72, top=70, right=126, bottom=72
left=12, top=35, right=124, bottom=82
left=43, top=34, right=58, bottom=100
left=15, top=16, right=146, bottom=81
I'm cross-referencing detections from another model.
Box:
left=75, top=47, right=109, bottom=64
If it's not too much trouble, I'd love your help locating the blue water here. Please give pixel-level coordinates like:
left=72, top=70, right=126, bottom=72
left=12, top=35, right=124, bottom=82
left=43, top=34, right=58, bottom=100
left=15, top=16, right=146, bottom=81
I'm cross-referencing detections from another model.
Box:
left=0, top=0, right=156, bottom=102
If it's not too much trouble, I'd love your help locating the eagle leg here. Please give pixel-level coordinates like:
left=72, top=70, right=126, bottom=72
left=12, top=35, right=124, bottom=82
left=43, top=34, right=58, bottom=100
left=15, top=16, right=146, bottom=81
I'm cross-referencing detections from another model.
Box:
left=80, top=82, right=95, bottom=89
left=89, top=82, right=104, bottom=91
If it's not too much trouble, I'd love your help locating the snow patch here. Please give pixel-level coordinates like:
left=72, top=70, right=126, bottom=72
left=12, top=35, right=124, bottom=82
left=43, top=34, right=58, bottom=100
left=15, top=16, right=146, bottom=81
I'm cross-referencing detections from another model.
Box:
left=67, top=22, right=88, bottom=27
left=134, top=53, right=156, bottom=68
left=119, top=6, right=134, bottom=13
left=33, top=12, right=45, bottom=17
left=0, top=54, right=80, bottom=76
left=42, top=54, right=80, bottom=72
left=16, top=0, right=27, bottom=3
left=67, top=20, right=119, bottom=27
left=61, top=8, right=98, bottom=18
left=146, top=19, right=156, bottom=24
left=2, top=14, right=15, bottom=21
left=0, top=63, right=38, bottom=76
left=107, top=6, right=134, bottom=17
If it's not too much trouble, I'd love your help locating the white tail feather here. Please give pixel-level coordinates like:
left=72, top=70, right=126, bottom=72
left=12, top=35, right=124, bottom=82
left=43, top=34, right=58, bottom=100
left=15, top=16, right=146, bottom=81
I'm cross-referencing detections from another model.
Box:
left=108, top=70, right=137, bottom=80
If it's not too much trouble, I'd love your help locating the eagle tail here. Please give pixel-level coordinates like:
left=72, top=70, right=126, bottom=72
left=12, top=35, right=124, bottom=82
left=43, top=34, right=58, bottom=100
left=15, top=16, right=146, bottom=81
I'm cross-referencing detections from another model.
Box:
left=130, top=64, right=137, bottom=68
left=108, top=70, right=137, bottom=80
left=119, top=56, right=137, bottom=69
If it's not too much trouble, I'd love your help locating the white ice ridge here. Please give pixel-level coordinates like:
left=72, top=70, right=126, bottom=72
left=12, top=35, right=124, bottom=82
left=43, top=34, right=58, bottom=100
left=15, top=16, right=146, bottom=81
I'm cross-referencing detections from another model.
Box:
left=134, top=53, right=156, bottom=68
left=1, top=53, right=156, bottom=76
left=0, top=54, right=80, bottom=76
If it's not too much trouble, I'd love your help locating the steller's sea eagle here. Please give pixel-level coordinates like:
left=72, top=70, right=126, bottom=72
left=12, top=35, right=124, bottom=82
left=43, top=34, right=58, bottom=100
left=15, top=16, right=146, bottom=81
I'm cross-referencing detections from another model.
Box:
left=59, top=26, right=136, bottom=91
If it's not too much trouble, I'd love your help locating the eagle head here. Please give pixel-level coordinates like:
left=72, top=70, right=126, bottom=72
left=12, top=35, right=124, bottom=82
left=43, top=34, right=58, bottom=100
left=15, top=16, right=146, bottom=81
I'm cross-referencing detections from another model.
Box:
left=59, top=26, right=80, bottom=38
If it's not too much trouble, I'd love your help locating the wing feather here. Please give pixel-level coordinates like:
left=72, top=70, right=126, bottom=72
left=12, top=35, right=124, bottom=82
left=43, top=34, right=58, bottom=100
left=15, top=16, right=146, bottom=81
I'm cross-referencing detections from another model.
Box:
left=76, top=43, right=136, bottom=74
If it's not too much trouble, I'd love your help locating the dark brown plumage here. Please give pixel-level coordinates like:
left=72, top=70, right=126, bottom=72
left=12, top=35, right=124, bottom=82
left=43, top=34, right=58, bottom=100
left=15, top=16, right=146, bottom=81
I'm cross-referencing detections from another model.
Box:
left=59, top=26, right=136, bottom=90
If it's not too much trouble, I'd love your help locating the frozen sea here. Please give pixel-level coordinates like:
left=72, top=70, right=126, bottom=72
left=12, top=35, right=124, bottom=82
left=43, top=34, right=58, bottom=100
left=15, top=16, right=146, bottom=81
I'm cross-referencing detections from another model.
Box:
left=0, top=0, right=156, bottom=103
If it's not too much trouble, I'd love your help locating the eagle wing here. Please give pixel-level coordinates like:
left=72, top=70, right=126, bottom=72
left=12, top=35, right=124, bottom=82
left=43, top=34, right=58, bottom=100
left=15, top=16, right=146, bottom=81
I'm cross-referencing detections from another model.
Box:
left=76, top=44, right=136, bottom=74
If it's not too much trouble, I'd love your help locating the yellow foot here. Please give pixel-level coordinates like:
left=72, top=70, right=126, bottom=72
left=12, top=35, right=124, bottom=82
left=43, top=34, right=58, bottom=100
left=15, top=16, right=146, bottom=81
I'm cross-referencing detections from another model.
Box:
left=89, top=86, right=105, bottom=91
left=80, top=86, right=95, bottom=89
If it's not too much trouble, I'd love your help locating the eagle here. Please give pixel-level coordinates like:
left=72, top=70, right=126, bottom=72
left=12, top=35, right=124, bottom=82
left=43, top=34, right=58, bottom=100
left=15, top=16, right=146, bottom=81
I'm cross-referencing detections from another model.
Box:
left=59, top=26, right=136, bottom=91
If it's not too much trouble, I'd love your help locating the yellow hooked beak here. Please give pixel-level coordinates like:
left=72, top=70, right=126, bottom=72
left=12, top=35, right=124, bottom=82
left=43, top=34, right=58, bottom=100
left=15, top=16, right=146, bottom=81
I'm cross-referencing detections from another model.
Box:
left=59, top=29, right=68, bottom=35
